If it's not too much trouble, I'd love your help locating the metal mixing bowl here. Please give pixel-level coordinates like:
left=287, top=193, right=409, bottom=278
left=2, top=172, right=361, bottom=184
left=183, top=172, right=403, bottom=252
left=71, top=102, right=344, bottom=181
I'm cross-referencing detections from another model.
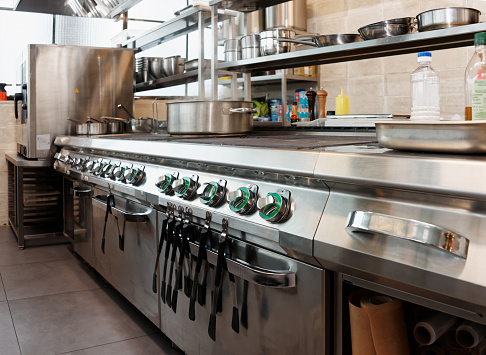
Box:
left=148, top=57, right=165, bottom=80
left=358, top=17, right=415, bottom=40
left=162, top=56, right=185, bottom=77
left=416, top=7, right=480, bottom=32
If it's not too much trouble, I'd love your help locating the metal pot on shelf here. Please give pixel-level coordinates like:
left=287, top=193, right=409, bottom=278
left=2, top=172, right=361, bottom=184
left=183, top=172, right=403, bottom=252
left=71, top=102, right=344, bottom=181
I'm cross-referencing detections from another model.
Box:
left=166, top=100, right=256, bottom=135
left=260, top=29, right=296, bottom=55
left=67, top=117, right=107, bottom=135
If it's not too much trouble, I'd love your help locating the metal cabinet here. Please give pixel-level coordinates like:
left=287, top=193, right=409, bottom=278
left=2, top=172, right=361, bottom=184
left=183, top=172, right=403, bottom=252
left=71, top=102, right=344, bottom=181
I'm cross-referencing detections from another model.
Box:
left=91, top=188, right=159, bottom=327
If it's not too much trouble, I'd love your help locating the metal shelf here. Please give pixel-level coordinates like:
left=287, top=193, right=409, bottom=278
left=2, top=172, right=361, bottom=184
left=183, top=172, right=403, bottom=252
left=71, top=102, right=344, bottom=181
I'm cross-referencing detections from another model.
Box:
left=122, top=6, right=236, bottom=51
left=209, top=0, right=287, bottom=12
left=218, top=73, right=317, bottom=86
left=217, top=22, right=486, bottom=72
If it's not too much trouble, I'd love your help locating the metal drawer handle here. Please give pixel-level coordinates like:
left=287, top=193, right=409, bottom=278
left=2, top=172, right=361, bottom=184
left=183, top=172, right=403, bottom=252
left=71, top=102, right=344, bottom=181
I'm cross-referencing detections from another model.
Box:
left=188, top=241, right=296, bottom=288
left=223, top=107, right=258, bottom=115
left=92, top=195, right=151, bottom=223
left=345, top=211, right=469, bottom=259
left=70, top=187, right=93, bottom=197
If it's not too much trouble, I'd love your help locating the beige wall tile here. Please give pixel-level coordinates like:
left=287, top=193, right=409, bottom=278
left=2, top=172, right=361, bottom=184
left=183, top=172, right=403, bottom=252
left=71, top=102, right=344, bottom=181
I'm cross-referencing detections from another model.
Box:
left=0, top=172, right=8, bottom=195
left=383, top=0, right=421, bottom=20
left=467, top=0, right=486, bottom=21
left=383, top=52, right=417, bottom=74
left=346, top=10, right=383, bottom=32
left=386, top=72, right=411, bottom=96
left=420, top=0, right=466, bottom=12
left=350, top=96, right=386, bottom=114
left=439, top=69, right=465, bottom=97
left=385, top=96, right=411, bottom=115
left=0, top=194, right=8, bottom=225
left=347, top=0, right=383, bottom=12
left=319, top=62, right=348, bottom=80
left=348, top=58, right=384, bottom=77
left=433, top=47, right=469, bottom=71
left=312, top=0, right=347, bottom=21
left=348, top=75, right=385, bottom=97
left=316, top=17, right=348, bottom=34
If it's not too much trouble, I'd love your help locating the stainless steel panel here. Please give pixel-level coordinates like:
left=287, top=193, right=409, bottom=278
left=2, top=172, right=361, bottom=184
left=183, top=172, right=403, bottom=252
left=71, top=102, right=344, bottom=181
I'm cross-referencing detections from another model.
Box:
left=265, top=0, right=307, bottom=31
left=314, top=183, right=486, bottom=316
left=92, top=188, right=159, bottom=327
left=157, top=216, right=329, bottom=354
left=18, top=44, right=134, bottom=159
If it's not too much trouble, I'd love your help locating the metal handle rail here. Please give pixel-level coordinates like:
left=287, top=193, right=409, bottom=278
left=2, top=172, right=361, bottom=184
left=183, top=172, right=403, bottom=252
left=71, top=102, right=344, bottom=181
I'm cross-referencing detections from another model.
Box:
left=345, top=211, right=469, bottom=259
left=92, top=195, right=151, bottom=223
left=187, top=241, right=296, bottom=288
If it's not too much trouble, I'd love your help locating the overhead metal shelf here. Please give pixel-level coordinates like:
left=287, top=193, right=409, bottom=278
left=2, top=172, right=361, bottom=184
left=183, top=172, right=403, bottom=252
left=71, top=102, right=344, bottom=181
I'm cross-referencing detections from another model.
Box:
left=135, top=70, right=210, bottom=92
left=122, top=6, right=236, bottom=52
left=216, top=23, right=486, bottom=72
left=209, top=0, right=287, bottom=12
left=218, top=73, right=318, bottom=86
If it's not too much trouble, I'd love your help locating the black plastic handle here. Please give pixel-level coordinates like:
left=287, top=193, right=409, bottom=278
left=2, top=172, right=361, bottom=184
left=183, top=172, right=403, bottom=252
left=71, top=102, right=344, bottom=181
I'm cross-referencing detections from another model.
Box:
left=152, top=216, right=168, bottom=293
left=161, top=218, right=175, bottom=304
left=208, top=238, right=227, bottom=342
left=166, top=222, right=181, bottom=308
left=189, top=227, right=210, bottom=321
left=101, top=194, right=114, bottom=254
left=14, top=93, right=22, bottom=119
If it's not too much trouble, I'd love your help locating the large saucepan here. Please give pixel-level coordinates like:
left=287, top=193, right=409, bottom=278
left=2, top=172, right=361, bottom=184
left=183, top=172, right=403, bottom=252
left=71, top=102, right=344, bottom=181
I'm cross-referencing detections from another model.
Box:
left=117, top=104, right=154, bottom=133
left=67, top=117, right=107, bottom=135
left=166, top=100, right=256, bottom=135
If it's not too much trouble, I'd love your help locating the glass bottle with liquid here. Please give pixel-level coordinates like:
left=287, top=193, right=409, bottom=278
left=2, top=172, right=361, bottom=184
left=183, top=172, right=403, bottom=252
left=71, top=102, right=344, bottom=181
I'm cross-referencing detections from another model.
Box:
left=465, top=32, right=486, bottom=120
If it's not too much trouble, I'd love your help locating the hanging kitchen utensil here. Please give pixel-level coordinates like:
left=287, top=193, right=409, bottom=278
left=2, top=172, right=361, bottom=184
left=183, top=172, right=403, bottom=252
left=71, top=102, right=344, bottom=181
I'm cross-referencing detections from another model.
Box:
left=227, top=239, right=239, bottom=333
left=101, top=193, right=115, bottom=254
left=153, top=213, right=168, bottom=293
left=161, top=203, right=176, bottom=304
left=189, top=212, right=211, bottom=321
left=183, top=208, right=194, bottom=298
left=167, top=207, right=184, bottom=308
left=198, top=234, right=213, bottom=307
left=172, top=207, right=191, bottom=313
left=208, top=218, right=229, bottom=341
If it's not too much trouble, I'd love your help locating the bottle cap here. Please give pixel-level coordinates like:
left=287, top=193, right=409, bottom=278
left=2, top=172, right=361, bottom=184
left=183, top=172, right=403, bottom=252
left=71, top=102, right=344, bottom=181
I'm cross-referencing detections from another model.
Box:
left=417, top=52, right=432, bottom=62
left=475, top=32, right=486, bottom=45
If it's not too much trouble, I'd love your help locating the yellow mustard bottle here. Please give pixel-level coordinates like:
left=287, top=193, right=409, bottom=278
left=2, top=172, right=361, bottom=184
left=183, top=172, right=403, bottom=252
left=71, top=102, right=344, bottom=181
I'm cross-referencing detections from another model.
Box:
left=335, top=89, right=349, bottom=115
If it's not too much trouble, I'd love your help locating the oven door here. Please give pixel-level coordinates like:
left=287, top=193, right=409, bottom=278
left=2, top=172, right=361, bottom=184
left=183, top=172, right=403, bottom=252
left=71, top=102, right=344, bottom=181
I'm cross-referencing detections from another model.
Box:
left=91, top=188, right=159, bottom=327
left=156, top=212, right=329, bottom=355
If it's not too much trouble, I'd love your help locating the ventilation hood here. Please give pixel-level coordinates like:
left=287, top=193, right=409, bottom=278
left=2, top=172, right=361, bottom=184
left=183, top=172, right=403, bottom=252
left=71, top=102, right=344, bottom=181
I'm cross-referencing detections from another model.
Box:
left=14, top=0, right=142, bottom=18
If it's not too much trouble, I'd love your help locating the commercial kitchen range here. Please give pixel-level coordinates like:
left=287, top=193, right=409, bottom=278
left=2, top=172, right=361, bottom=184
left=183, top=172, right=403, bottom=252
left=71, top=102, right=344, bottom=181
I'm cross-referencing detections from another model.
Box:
left=52, top=131, right=486, bottom=354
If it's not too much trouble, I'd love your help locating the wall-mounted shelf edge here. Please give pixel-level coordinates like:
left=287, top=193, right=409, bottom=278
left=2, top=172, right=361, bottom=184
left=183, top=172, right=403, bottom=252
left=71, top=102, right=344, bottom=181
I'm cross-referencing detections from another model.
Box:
left=216, top=22, right=486, bottom=72
left=135, top=70, right=211, bottom=92
left=122, top=6, right=236, bottom=51
left=209, top=0, right=287, bottom=12
left=218, top=73, right=318, bottom=86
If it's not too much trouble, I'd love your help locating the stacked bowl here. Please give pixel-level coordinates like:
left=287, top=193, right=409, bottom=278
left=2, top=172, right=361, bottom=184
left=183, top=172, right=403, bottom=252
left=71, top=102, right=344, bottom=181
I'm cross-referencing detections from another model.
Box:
left=224, top=39, right=241, bottom=61
left=240, top=34, right=261, bottom=60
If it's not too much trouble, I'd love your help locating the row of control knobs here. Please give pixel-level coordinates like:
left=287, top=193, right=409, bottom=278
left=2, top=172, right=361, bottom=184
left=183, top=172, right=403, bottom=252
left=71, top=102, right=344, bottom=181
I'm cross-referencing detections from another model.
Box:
left=156, top=172, right=291, bottom=223
left=56, top=154, right=145, bottom=186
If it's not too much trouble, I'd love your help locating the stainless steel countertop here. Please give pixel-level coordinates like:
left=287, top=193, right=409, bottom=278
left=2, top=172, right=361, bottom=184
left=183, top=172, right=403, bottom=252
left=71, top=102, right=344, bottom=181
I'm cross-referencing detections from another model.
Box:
left=54, top=134, right=486, bottom=199
left=6, top=153, right=54, bottom=167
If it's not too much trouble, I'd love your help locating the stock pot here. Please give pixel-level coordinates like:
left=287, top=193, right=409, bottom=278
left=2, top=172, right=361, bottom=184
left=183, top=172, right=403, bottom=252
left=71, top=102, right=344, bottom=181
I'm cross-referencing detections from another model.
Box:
left=166, top=100, right=256, bottom=135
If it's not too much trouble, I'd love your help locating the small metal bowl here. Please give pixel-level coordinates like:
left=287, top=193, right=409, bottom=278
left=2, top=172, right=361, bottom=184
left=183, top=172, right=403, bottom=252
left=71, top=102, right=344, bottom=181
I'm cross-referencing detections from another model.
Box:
left=313, top=34, right=363, bottom=47
left=416, top=7, right=480, bottom=32
left=358, top=17, right=415, bottom=40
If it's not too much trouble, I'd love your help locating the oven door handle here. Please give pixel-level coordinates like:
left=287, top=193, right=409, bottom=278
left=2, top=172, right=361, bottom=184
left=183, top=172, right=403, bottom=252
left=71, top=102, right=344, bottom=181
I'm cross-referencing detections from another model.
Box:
left=345, top=211, right=469, bottom=259
left=188, top=241, right=296, bottom=288
left=70, top=186, right=93, bottom=197
left=92, top=195, right=151, bottom=223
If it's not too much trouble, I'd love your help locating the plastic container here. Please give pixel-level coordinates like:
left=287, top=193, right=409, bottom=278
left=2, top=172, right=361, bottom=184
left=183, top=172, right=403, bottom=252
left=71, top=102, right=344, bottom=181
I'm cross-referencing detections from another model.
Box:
left=410, top=52, right=440, bottom=120
left=335, top=89, right=349, bottom=115
left=465, top=32, right=486, bottom=121
left=270, top=99, right=282, bottom=121
left=0, top=83, right=6, bottom=101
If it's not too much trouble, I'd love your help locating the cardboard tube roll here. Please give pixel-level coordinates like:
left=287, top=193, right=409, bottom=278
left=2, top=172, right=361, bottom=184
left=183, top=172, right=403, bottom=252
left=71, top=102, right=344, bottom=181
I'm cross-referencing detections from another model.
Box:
left=349, top=291, right=376, bottom=355
left=456, top=320, right=486, bottom=348
left=414, top=312, right=458, bottom=346
left=360, top=294, right=410, bottom=355
left=438, top=326, right=470, bottom=355
left=414, top=344, right=446, bottom=355
left=473, top=338, right=486, bottom=355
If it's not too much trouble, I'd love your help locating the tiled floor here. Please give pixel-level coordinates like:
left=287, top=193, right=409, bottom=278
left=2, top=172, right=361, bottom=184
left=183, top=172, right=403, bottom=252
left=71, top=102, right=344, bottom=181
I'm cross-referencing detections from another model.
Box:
left=0, top=226, right=183, bottom=355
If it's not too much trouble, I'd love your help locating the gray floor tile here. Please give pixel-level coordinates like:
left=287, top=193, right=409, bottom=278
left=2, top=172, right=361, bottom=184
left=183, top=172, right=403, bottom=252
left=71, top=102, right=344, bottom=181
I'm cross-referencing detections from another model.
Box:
left=9, top=288, right=158, bottom=355
left=0, top=238, right=73, bottom=267
left=1, top=258, right=105, bottom=300
left=0, top=301, right=21, bottom=355
left=0, top=273, right=6, bottom=302
left=60, top=334, right=183, bottom=355
left=0, top=226, right=19, bottom=244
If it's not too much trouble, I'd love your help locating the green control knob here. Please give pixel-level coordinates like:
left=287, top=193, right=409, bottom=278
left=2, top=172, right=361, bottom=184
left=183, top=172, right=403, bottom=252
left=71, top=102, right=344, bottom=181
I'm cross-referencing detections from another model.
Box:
left=155, top=172, right=179, bottom=194
left=197, top=179, right=227, bottom=207
left=173, top=175, right=199, bottom=199
left=227, top=184, right=258, bottom=214
left=91, top=161, right=105, bottom=176
left=101, top=163, right=115, bottom=179
left=112, top=165, right=127, bottom=181
left=85, top=160, right=95, bottom=173
left=257, top=189, right=291, bottom=223
left=123, top=166, right=145, bottom=185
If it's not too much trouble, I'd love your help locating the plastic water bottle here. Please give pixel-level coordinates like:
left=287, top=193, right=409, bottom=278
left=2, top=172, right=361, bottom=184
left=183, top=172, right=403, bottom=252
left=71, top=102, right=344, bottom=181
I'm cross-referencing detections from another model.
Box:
left=410, top=52, right=440, bottom=120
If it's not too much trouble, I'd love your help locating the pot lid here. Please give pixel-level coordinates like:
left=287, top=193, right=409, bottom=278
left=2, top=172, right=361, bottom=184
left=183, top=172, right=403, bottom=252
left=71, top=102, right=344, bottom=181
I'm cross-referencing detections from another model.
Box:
left=13, top=0, right=141, bottom=18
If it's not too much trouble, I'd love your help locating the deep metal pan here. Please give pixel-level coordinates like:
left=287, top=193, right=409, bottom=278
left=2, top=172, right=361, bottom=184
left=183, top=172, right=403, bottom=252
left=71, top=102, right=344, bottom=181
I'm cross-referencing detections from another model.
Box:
left=416, top=7, right=480, bottom=32
left=313, top=34, right=363, bottom=47
left=166, top=100, right=256, bottom=135
left=376, top=120, right=486, bottom=153
left=358, top=17, right=415, bottom=40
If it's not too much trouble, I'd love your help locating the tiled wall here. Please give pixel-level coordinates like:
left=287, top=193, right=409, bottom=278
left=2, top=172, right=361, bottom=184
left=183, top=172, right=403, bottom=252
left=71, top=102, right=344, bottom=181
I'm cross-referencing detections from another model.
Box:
left=307, top=0, right=486, bottom=118
left=0, top=102, right=19, bottom=225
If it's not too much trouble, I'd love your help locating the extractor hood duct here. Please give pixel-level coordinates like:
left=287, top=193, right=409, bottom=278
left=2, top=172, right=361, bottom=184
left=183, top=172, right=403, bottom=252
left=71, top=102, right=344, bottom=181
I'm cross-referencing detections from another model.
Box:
left=13, top=0, right=142, bottom=18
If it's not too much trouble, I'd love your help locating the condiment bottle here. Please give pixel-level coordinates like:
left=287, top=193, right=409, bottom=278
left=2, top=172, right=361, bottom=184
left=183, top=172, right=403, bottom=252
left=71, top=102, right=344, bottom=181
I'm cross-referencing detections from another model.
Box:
left=306, top=87, right=317, bottom=121
left=290, top=102, right=299, bottom=123
left=465, top=32, right=486, bottom=120
left=0, top=83, right=7, bottom=101
left=410, top=52, right=440, bottom=121
left=317, top=87, right=328, bottom=118
left=335, top=89, right=349, bottom=115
